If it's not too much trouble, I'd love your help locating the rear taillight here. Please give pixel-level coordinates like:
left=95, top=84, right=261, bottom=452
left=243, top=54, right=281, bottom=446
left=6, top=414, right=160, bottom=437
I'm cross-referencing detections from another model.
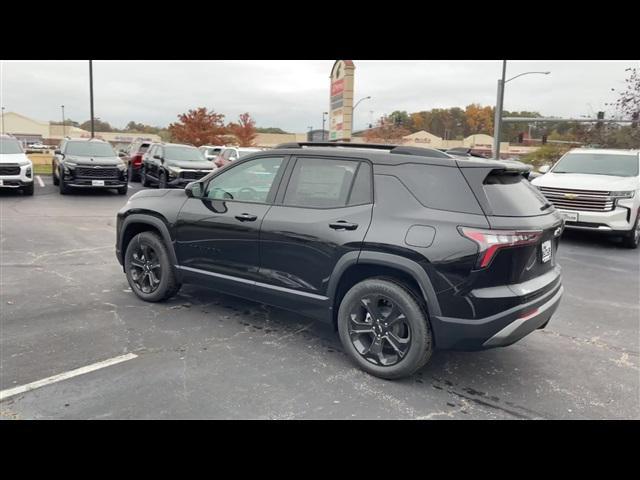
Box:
left=458, top=227, right=543, bottom=268
left=133, top=154, right=143, bottom=166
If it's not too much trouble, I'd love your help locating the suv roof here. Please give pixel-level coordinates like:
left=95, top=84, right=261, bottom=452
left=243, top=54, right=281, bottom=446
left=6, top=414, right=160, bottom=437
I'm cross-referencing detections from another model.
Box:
left=269, top=142, right=515, bottom=170
left=567, top=148, right=640, bottom=156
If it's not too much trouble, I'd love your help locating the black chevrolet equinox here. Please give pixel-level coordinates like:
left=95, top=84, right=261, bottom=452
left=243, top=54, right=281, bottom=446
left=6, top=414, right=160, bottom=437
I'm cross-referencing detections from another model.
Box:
left=116, top=142, right=564, bottom=379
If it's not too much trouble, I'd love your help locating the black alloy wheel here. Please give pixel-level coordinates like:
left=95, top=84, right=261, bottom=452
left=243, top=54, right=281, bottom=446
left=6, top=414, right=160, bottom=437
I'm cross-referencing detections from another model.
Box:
left=128, top=242, right=162, bottom=294
left=348, top=294, right=411, bottom=366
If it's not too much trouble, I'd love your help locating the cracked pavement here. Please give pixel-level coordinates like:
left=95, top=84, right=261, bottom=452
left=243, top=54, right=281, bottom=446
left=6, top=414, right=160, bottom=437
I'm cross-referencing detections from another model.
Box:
left=1, top=180, right=639, bottom=419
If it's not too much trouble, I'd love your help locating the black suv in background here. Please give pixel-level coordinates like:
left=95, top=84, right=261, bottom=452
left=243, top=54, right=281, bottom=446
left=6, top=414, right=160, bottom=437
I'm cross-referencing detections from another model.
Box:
left=116, top=142, right=564, bottom=379
left=53, top=138, right=128, bottom=194
left=141, top=143, right=214, bottom=189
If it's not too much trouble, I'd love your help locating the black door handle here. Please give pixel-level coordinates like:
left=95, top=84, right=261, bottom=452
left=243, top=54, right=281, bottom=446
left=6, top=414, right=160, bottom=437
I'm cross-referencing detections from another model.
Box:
left=329, top=221, right=358, bottom=230
left=235, top=213, right=258, bottom=222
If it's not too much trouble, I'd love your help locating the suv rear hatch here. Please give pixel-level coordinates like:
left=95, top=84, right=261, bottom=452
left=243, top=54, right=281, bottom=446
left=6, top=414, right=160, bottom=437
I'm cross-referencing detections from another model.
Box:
left=457, top=159, right=563, bottom=291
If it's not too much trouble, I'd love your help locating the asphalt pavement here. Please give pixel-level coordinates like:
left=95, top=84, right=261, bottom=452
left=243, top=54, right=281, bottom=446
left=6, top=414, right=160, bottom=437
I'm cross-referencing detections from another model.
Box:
left=0, top=176, right=638, bottom=419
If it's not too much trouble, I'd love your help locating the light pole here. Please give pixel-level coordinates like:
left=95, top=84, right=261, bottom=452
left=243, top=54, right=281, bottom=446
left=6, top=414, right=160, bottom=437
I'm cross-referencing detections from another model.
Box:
left=322, top=112, right=328, bottom=140
left=492, top=62, right=550, bottom=159
left=1, top=106, right=5, bottom=135
left=89, top=60, right=95, bottom=138
left=351, top=96, right=371, bottom=133
left=61, top=105, right=66, bottom=138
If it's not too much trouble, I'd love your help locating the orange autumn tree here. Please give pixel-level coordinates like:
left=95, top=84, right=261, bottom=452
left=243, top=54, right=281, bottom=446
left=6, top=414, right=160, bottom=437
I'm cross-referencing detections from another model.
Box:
left=364, top=115, right=411, bottom=144
left=228, top=112, right=258, bottom=147
left=464, top=103, right=494, bottom=135
left=168, top=107, right=227, bottom=147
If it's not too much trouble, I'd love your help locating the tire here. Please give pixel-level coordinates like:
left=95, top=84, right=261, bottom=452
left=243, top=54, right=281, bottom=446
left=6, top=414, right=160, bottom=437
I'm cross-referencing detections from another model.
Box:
left=141, top=167, right=151, bottom=187
left=159, top=171, right=168, bottom=189
left=117, top=186, right=128, bottom=195
left=59, top=170, right=70, bottom=195
left=125, top=231, right=181, bottom=302
left=337, top=278, right=433, bottom=380
left=622, top=212, right=640, bottom=249
left=22, top=182, right=34, bottom=196
left=52, top=164, right=59, bottom=185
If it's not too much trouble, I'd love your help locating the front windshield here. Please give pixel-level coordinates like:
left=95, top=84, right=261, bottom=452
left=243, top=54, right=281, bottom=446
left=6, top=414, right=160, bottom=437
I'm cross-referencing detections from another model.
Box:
left=165, top=146, right=204, bottom=162
left=66, top=141, right=116, bottom=157
left=553, top=152, right=639, bottom=177
left=0, top=139, right=24, bottom=154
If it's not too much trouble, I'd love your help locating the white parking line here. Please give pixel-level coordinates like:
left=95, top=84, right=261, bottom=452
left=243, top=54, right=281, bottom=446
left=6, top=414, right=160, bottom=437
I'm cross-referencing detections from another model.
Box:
left=0, top=353, right=138, bottom=402
left=128, top=183, right=136, bottom=189
left=36, top=175, right=45, bottom=187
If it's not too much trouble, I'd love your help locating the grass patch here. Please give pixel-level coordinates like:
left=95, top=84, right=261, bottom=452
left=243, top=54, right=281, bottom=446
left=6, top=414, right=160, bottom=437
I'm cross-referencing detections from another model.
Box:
left=33, top=164, right=52, bottom=175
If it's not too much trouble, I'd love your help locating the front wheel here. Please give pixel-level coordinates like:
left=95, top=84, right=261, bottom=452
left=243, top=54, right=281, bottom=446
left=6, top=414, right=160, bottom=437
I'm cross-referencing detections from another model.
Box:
left=52, top=164, right=59, bottom=185
left=59, top=170, right=70, bottom=195
left=125, top=231, right=181, bottom=302
left=622, top=212, right=640, bottom=249
left=22, top=182, right=34, bottom=196
left=337, top=278, right=433, bottom=380
left=117, top=185, right=128, bottom=195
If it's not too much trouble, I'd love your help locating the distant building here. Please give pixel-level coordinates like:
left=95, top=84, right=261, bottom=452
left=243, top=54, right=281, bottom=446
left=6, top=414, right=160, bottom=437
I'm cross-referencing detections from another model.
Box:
left=352, top=129, right=540, bottom=159
left=1, top=111, right=161, bottom=148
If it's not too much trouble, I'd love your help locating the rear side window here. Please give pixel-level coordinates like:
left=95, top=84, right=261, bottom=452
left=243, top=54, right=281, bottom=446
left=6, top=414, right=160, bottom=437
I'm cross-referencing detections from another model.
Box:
left=483, top=173, right=548, bottom=216
left=348, top=162, right=372, bottom=205
left=284, top=157, right=359, bottom=208
left=394, top=164, right=483, bottom=214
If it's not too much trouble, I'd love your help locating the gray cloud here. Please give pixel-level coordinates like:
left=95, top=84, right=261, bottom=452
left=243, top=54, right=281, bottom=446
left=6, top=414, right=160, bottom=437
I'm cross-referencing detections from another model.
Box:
left=1, top=60, right=637, bottom=132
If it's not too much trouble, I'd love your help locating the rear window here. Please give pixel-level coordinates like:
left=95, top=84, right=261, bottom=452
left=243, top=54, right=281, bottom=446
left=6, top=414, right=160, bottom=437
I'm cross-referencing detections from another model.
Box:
left=483, top=173, right=549, bottom=216
left=394, top=164, right=483, bottom=214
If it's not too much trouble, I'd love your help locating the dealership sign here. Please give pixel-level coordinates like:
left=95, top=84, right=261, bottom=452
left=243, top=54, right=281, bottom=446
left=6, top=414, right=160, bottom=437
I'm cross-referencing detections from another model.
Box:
left=329, top=60, right=355, bottom=142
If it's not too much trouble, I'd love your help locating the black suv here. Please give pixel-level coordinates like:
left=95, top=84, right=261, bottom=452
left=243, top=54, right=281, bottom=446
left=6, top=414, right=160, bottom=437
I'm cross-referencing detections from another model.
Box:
left=53, top=138, right=128, bottom=194
left=141, top=143, right=214, bottom=188
left=116, top=142, right=564, bottom=379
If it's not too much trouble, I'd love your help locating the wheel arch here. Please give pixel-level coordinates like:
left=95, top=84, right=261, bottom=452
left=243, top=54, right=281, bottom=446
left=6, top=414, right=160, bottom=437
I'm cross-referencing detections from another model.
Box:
left=119, top=214, right=178, bottom=271
left=328, top=250, right=441, bottom=329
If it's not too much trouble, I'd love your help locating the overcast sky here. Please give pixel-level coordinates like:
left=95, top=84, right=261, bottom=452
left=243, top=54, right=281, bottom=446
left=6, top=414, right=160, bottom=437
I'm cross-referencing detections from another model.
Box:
left=1, top=60, right=637, bottom=132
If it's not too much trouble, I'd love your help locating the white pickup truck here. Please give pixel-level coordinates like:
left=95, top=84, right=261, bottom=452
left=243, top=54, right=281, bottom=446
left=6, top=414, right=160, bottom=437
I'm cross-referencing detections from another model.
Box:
left=531, top=148, right=640, bottom=248
left=1, top=134, right=34, bottom=196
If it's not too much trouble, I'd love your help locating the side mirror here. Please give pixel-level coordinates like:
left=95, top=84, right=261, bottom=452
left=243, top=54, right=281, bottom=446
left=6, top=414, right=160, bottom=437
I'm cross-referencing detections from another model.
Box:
left=55, top=149, right=62, bottom=155
left=538, top=165, right=551, bottom=174
left=185, top=181, right=203, bottom=198
left=118, top=151, right=126, bottom=158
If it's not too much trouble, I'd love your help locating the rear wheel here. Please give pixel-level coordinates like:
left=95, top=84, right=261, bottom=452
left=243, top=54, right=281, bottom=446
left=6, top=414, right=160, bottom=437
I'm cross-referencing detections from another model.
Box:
left=125, top=231, right=181, bottom=302
left=622, top=212, right=640, bottom=249
left=337, top=278, right=433, bottom=380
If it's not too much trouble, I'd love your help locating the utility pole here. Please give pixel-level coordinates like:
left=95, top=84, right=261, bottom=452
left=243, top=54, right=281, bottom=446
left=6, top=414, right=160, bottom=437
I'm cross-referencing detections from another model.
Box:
left=61, top=105, right=66, bottom=137
left=89, top=60, right=95, bottom=138
left=322, top=112, right=328, bottom=141
left=1, top=106, right=5, bottom=135
left=492, top=60, right=507, bottom=160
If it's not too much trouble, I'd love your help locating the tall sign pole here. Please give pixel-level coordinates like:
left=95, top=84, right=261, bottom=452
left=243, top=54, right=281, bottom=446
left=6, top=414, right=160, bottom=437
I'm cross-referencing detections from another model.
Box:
left=329, top=60, right=355, bottom=142
left=89, top=60, right=95, bottom=139
left=492, top=60, right=507, bottom=159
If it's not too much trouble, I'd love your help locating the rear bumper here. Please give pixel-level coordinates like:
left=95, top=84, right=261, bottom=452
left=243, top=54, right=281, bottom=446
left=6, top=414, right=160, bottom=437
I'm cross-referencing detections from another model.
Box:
left=431, top=268, right=563, bottom=350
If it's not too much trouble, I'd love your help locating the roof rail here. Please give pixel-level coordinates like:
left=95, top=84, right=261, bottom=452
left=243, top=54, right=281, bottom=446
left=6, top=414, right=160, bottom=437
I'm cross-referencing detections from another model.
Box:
left=273, top=142, right=460, bottom=160
left=274, top=141, right=397, bottom=151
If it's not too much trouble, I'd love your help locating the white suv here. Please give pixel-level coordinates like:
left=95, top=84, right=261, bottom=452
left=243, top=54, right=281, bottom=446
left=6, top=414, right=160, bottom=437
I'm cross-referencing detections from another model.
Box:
left=1, top=135, right=34, bottom=196
left=531, top=148, right=640, bottom=248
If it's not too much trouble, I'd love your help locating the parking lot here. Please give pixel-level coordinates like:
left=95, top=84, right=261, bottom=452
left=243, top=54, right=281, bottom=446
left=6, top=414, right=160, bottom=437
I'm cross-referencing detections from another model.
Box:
left=0, top=176, right=639, bottom=419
